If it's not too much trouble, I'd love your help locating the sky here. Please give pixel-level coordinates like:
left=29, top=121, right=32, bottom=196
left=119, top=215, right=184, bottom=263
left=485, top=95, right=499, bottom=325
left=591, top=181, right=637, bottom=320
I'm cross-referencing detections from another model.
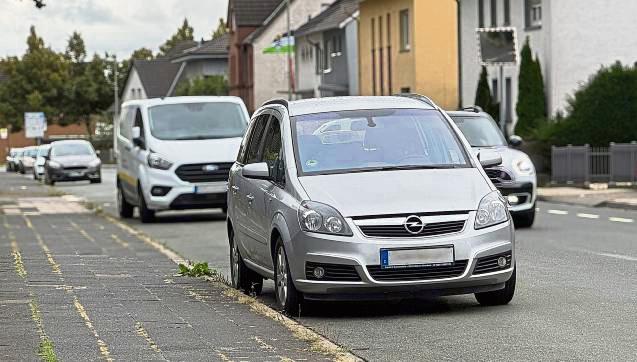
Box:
left=0, top=0, right=229, bottom=59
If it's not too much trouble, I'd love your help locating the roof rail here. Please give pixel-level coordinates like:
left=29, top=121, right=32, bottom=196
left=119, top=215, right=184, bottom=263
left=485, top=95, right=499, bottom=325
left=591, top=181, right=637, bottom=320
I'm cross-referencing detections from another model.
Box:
left=262, top=98, right=289, bottom=109
left=393, top=93, right=436, bottom=108
left=461, top=105, right=484, bottom=113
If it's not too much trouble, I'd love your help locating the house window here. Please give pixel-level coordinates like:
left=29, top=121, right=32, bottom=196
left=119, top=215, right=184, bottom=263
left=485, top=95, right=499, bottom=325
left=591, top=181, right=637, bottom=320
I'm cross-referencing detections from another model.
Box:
left=478, top=0, right=484, bottom=27
left=525, top=0, right=542, bottom=28
left=490, top=0, right=497, bottom=27
left=324, top=38, right=333, bottom=73
left=504, top=0, right=511, bottom=25
left=505, top=77, right=512, bottom=123
left=492, top=78, right=498, bottom=101
left=399, top=9, right=410, bottom=51
left=400, top=87, right=410, bottom=93
left=315, top=44, right=322, bottom=75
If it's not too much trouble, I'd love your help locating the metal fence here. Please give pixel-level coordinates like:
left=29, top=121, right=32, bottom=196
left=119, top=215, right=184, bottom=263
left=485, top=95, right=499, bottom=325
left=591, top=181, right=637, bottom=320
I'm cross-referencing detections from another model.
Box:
left=551, top=142, right=637, bottom=184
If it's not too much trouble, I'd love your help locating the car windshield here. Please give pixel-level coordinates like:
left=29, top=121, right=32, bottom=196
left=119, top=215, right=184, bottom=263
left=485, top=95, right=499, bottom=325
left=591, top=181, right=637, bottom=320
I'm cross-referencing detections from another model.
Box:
left=148, top=102, right=247, bottom=140
left=36, top=146, right=50, bottom=157
left=52, top=143, right=93, bottom=157
left=450, top=115, right=507, bottom=147
left=293, top=108, right=469, bottom=175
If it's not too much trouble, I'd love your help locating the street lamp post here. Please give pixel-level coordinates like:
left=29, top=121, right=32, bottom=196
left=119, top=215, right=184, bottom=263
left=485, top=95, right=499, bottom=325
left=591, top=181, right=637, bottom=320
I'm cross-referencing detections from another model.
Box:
left=286, top=0, right=292, bottom=101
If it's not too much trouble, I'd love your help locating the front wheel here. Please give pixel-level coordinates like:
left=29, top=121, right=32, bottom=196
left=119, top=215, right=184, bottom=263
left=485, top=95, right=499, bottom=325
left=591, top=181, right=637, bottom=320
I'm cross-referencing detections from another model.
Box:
left=138, top=187, right=155, bottom=223
left=274, top=238, right=301, bottom=315
left=475, top=266, right=516, bottom=306
left=44, top=172, right=54, bottom=185
left=117, top=182, right=134, bottom=218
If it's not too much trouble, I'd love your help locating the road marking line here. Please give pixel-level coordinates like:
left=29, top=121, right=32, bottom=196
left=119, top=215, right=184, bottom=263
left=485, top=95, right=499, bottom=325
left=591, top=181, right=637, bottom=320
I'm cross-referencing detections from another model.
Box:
left=135, top=322, right=165, bottom=358
left=70, top=221, right=97, bottom=243
left=73, top=296, right=113, bottom=361
left=111, top=234, right=129, bottom=248
left=11, top=240, right=27, bottom=278
left=24, top=215, right=62, bottom=274
left=596, top=252, right=637, bottom=262
left=547, top=209, right=568, bottom=215
left=609, top=217, right=634, bottom=223
left=577, top=213, right=600, bottom=219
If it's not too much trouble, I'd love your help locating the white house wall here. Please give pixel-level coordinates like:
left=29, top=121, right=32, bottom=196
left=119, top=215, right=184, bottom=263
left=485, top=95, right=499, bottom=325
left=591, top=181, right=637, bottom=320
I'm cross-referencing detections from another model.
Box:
left=121, top=67, right=147, bottom=103
left=295, top=34, right=323, bottom=98
left=345, top=20, right=359, bottom=96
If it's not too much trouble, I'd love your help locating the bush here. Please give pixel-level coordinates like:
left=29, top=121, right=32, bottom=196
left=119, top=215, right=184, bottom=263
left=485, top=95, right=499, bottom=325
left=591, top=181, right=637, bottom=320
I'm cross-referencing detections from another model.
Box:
left=175, top=75, right=228, bottom=96
left=474, top=65, right=499, bottom=121
left=515, top=37, right=546, bottom=138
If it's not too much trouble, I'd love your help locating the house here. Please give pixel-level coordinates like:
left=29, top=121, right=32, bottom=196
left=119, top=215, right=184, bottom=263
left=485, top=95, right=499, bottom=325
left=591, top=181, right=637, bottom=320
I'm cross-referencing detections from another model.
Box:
left=228, top=0, right=334, bottom=112
left=459, top=0, right=637, bottom=132
left=120, top=35, right=230, bottom=104
left=358, top=0, right=459, bottom=110
left=294, top=0, right=359, bottom=98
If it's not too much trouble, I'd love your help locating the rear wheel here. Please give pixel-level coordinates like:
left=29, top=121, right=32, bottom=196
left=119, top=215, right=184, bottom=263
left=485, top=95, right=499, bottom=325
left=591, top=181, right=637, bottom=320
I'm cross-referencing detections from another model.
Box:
left=274, top=238, right=301, bottom=315
left=513, top=203, right=535, bottom=228
left=117, top=182, right=134, bottom=218
left=475, top=266, right=516, bottom=306
left=229, top=230, right=263, bottom=295
left=138, top=186, right=155, bottom=223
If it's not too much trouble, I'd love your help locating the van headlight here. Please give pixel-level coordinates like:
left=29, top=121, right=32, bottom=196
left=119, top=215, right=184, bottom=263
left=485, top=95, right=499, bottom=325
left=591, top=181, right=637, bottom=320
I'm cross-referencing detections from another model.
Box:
left=147, top=153, right=173, bottom=170
left=475, top=191, right=509, bottom=230
left=513, top=157, right=534, bottom=176
left=48, top=161, right=61, bottom=169
left=298, top=201, right=352, bottom=236
left=88, top=159, right=101, bottom=168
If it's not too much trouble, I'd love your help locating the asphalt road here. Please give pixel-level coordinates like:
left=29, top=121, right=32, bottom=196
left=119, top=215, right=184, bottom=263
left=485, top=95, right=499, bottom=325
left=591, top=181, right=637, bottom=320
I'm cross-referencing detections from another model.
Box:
left=43, top=167, right=637, bottom=360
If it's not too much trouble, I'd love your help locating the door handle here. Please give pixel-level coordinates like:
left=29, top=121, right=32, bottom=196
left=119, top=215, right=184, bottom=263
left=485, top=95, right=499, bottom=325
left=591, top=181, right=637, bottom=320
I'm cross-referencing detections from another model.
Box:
left=246, top=194, right=255, bottom=204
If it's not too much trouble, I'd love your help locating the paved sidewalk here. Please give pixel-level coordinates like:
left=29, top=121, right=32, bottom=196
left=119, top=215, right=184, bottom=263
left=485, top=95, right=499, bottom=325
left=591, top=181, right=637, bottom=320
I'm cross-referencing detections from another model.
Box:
left=0, top=172, right=337, bottom=361
left=538, top=186, right=637, bottom=209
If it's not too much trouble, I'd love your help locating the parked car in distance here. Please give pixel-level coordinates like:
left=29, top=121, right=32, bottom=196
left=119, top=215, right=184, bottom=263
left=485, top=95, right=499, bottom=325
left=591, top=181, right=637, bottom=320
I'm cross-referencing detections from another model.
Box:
left=447, top=108, right=537, bottom=228
left=43, top=140, right=101, bottom=185
left=18, top=146, right=37, bottom=174
left=116, top=96, right=250, bottom=223
left=5, top=148, right=21, bottom=172
left=227, top=95, right=516, bottom=314
left=33, top=144, right=51, bottom=180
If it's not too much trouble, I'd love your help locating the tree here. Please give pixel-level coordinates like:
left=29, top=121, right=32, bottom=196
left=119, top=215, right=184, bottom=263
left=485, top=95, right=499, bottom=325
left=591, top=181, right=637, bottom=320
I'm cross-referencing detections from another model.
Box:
left=65, top=32, right=87, bottom=63
left=474, top=65, right=499, bottom=122
left=175, top=76, right=229, bottom=96
left=515, top=37, right=546, bottom=137
left=130, top=48, right=155, bottom=61
left=212, top=18, right=228, bottom=40
left=159, top=19, right=194, bottom=56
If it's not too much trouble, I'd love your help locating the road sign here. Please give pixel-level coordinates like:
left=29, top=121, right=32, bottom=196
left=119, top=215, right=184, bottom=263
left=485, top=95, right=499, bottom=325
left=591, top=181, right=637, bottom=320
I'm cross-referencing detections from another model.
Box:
left=0, top=128, right=7, bottom=140
left=24, top=112, right=46, bottom=138
left=476, top=27, right=518, bottom=65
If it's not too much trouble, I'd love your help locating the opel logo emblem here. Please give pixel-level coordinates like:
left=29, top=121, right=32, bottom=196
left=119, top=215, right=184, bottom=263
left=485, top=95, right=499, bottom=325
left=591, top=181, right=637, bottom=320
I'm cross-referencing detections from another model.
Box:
left=404, top=215, right=426, bottom=234
left=202, top=164, right=219, bottom=172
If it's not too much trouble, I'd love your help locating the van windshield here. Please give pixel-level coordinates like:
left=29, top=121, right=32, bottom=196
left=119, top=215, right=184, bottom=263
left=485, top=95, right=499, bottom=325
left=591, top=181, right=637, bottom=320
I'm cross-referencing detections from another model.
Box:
left=148, top=102, right=247, bottom=140
left=292, top=109, right=470, bottom=175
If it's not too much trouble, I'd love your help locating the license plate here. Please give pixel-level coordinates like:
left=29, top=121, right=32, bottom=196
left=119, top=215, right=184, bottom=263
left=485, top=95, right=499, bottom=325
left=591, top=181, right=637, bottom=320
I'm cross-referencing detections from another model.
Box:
left=69, top=171, right=82, bottom=177
left=380, top=246, right=454, bottom=269
left=194, top=183, right=227, bottom=194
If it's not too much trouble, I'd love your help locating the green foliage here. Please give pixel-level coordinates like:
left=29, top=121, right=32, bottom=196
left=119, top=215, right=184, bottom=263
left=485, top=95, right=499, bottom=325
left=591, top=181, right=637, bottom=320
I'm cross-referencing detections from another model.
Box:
left=130, top=48, right=155, bottom=61
left=65, top=32, right=86, bottom=63
left=175, top=76, right=229, bottom=96
left=212, top=18, right=228, bottom=40
left=38, top=338, right=57, bottom=362
left=159, top=19, right=194, bottom=56
left=474, top=65, right=499, bottom=121
left=515, top=37, right=546, bottom=137
left=178, top=262, right=214, bottom=277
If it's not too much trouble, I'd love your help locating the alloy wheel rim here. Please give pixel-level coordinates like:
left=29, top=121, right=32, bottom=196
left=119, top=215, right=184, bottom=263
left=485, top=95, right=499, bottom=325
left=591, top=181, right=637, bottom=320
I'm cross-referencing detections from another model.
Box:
left=276, top=247, right=288, bottom=306
left=231, top=241, right=239, bottom=287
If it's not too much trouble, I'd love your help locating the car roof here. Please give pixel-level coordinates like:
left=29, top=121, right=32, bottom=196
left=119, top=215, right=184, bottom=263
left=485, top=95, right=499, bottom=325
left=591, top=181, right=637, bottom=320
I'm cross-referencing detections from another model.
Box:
left=446, top=110, right=486, bottom=118
left=122, top=96, right=245, bottom=108
left=285, top=96, right=436, bottom=117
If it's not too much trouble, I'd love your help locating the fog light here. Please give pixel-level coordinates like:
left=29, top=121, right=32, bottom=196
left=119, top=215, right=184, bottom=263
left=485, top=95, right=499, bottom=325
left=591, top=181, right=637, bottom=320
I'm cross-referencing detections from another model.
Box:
left=497, top=256, right=507, bottom=267
left=313, top=266, right=325, bottom=279
left=151, top=186, right=171, bottom=196
left=507, top=195, right=519, bottom=205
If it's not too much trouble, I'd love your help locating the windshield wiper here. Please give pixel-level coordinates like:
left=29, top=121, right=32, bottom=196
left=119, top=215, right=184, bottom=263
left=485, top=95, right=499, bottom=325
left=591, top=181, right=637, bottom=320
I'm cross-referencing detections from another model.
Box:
left=173, top=135, right=230, bottom=140
left=348, top=165, right=461, bottom=173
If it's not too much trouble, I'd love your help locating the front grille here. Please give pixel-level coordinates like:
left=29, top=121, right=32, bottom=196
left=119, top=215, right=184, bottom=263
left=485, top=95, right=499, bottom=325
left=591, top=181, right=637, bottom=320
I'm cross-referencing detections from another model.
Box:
left=367, top=261, right=468, bottom=281
left=63, top=166, right=86, bottom=171
left=175, top=162, right=233, bottom=183
left=305, top=262, right=361, bottom=281
left=359, top=220, right=465, bottom=238
left=473, top=252, right=512, bottom=275
left=485, top=168, right=513, bottom=185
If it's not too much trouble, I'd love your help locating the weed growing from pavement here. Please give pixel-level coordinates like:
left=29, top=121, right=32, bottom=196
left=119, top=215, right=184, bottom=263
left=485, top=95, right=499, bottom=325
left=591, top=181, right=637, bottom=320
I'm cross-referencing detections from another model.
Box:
left=29, top=299, right=58, bottom=362
left=178, top=262, right=214, bottom=277
left=38, top=338, right=57, bottom=362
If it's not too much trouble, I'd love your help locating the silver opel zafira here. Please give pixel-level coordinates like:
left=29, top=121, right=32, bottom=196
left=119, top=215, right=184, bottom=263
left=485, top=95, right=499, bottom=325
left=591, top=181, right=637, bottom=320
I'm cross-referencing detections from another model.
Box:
left=227, top=95, right=516, bottom=314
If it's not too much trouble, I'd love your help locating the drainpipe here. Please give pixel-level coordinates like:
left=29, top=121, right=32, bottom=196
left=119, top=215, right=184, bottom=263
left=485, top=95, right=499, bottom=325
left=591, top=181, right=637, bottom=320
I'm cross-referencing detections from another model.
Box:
left=456, top=0, right=463, bottom=109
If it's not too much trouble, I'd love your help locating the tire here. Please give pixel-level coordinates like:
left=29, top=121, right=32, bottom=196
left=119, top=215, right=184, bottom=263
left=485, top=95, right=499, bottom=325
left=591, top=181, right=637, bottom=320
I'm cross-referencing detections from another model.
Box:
left=274, top=238, right=301, bottom=315
left=138, top=186, right=155, bottom=223
left=221, top=206, right=228, bottom=214
left=475, top=266, right=516, bottom=306
left=117, top=182, right=134, bottom=218
left=513, top=203, right=536, bottom=228
left=44, top=172, right=54, bottom=186
left=229, top=229, right=263, bottom=296
left=19, top=164, right=25, bottom=174
left=90, top=178, right=102, bottom=184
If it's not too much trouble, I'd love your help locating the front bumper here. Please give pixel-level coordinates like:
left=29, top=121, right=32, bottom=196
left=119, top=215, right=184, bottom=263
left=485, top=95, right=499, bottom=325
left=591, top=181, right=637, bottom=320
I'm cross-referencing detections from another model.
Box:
left=49, top=168, right=100, bottom=181
left=287, top=212, right=515, bottom=298
left=497, top=181, right=536, bottom=213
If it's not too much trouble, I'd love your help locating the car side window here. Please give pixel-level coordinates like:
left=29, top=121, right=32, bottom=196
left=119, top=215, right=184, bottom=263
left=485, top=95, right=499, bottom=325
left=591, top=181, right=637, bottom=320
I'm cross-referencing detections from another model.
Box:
left=244, top=115, right=269, bottom=164
left=133, top=108, right=146, bottom=149
left=237, top=116, right=258, bottom=163
left=119, top=107, right=131, bottom=140
left=261, top=116, right=285, bottom=184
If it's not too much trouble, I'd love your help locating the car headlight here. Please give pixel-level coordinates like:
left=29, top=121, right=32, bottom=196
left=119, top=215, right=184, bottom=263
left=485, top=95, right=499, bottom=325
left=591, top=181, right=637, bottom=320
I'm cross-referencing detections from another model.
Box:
left=48, top=161, right=61, bottom=169
left=298, top=201, right=352, bottom=236
left=475, top=191, right=509, bottom=230
left=88, top=159, right=101, bottom=168
left=147, top=153, right=173, bottom=170
left=512, top=157, right=534, bottom=176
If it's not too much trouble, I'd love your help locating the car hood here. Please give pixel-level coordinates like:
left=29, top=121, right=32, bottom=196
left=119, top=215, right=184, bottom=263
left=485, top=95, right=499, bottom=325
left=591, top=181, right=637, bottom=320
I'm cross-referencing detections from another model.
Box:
left=53, top=155, right=97, bottom=167
left=298, top=168, right=491, bottom=217
left=148, top=137, right=242, bottom=164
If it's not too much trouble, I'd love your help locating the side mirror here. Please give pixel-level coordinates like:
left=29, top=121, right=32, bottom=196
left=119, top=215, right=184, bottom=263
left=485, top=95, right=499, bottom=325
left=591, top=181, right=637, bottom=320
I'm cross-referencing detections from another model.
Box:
left=242, top=162, right=270, bottom=180
left=508, top=135, right=523, bottom=147
left=132, top=126, right=144, bottom=148
left=95, top=150, right=101, bottom=156
left=478, top=151, right=502, bottom=168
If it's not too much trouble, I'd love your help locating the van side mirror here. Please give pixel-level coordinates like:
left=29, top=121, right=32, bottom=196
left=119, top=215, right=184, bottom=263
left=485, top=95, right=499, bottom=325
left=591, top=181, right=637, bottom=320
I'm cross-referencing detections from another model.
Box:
left=508, top=135, right=523, bottom=147
left=242, top=162, right=270, bottom=180
left=478, top=151, right=502, bottom=168
left=132, top=126, right=144, bottom=148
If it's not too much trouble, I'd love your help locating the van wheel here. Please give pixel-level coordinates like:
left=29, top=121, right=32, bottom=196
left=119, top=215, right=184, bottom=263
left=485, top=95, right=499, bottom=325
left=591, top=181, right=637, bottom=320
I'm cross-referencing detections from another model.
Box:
left=229, top=230, right=263, bottom=295
left=117, top=182, right=134, bottom=218
left=475, top=266, right=516, bottom=306
left=274, top=238, right=301, bottom=315
left=44, top=172, right=54, bottom=186
left=138, top=187, right=155, bottom=223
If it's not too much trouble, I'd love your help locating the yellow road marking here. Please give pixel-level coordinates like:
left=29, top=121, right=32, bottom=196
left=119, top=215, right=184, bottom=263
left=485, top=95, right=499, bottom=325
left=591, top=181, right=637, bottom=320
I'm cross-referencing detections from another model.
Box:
left=73, top=296, right=113, bottom=361
left=11, top=240, right=27, bottom=278
left=135, top=322, right=164, bottom=357
left=23, top=215, right=62, bottom=275
left=111, top=234, right=129, bottom=248
left=70, top=221, right=96, bottom=243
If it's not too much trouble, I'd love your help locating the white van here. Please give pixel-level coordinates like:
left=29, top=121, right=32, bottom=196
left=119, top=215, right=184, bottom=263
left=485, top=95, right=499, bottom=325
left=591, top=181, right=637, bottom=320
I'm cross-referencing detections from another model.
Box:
left=116, top=97, right=249, bottom=222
